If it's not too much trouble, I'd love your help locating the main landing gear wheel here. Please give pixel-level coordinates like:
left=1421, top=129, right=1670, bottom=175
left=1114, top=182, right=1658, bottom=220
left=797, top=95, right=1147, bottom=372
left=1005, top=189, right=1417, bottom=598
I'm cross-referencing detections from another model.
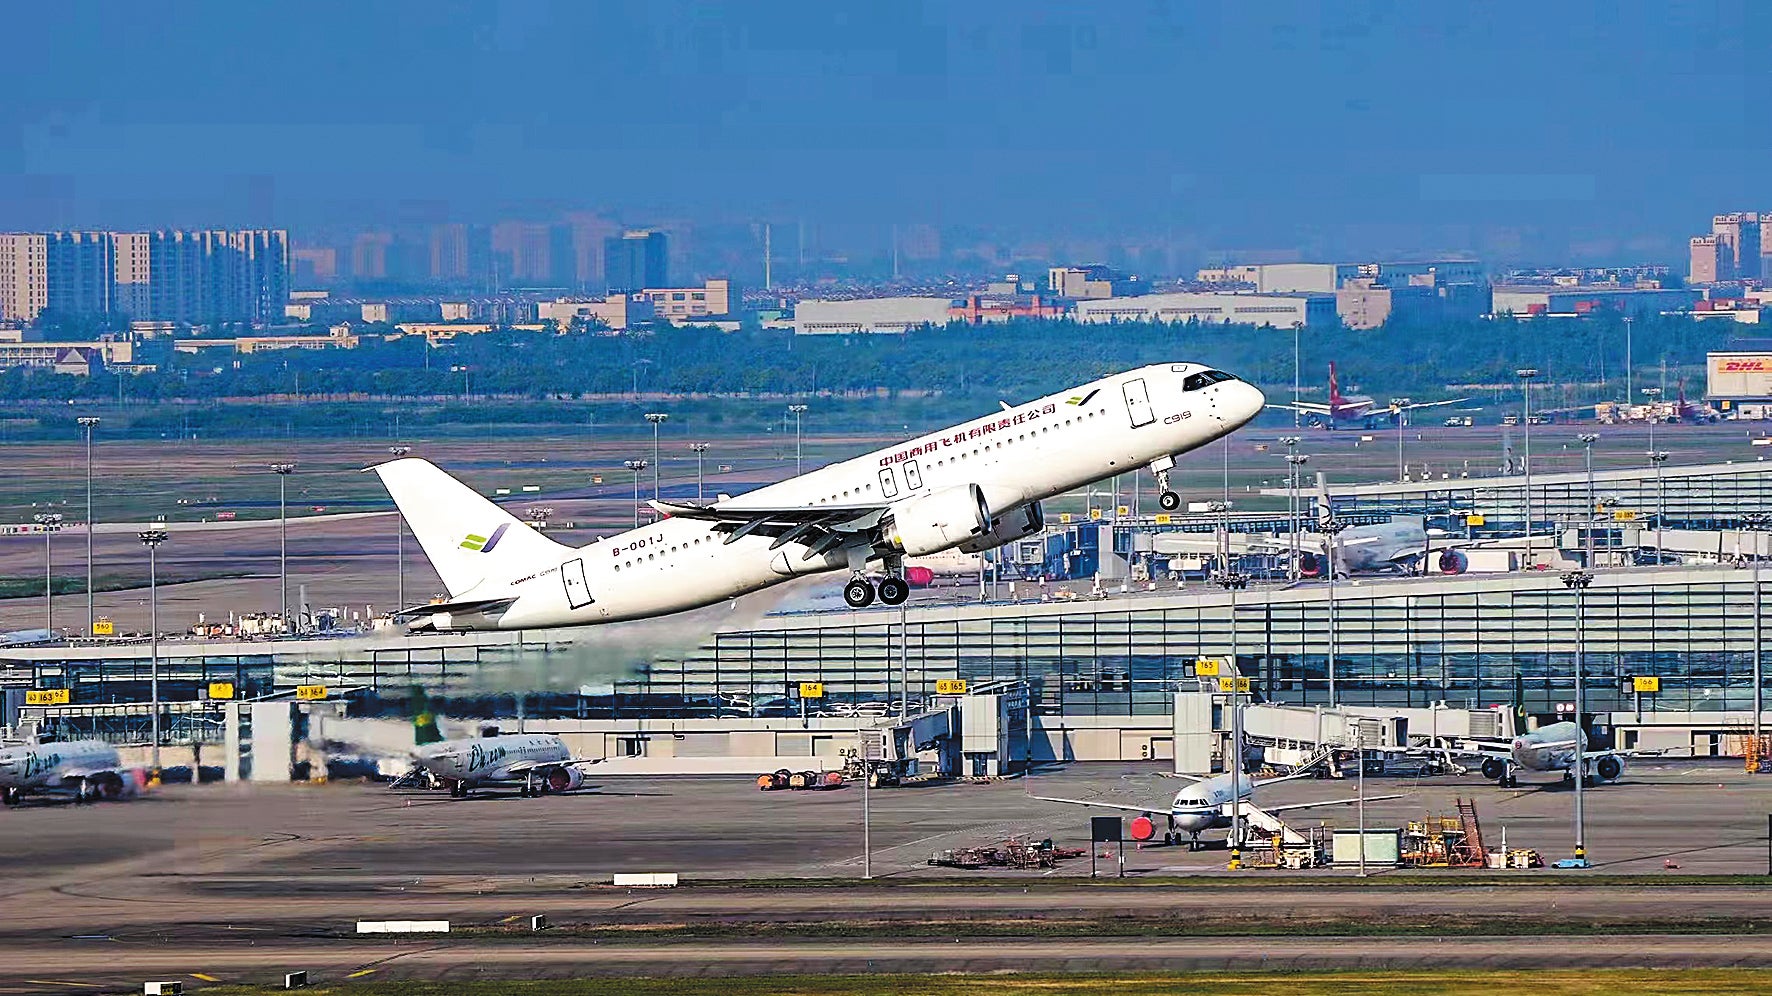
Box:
left=878, top=576, right=910, bottom=606
left=843, top=578, right=876, bottom=608
left=1158, top=491, right=1182, bottom=511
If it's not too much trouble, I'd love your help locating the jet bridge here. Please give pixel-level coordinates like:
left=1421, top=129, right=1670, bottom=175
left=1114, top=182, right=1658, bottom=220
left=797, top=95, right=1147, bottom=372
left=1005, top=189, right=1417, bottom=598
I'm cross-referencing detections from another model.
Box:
left=860, top=680, right=1030, bottom=782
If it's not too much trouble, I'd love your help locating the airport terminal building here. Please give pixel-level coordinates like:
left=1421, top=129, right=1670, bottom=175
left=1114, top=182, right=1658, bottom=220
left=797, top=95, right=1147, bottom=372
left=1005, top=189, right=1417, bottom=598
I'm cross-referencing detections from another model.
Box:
left=6, top=562, right=1771, bottom=758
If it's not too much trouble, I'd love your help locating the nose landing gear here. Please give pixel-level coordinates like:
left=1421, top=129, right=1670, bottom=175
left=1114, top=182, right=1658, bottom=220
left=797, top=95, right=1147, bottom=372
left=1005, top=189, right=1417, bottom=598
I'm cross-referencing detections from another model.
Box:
left=1151, top=456, right=1182, bottom=511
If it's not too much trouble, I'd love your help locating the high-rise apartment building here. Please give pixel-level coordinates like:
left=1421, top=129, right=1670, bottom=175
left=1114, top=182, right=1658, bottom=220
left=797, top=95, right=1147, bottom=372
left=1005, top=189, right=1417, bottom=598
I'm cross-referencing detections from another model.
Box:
left=604, top=230, right=669, bottom=294
left=429, top=223, right=492, bottom=287
left=0, top=232, right=115, bottom=323
left=115, top=229, right=289, bottom=325
left=1713, top=212, right=1762, bottom=281
left=1690, top=235, right=1725, bottom=285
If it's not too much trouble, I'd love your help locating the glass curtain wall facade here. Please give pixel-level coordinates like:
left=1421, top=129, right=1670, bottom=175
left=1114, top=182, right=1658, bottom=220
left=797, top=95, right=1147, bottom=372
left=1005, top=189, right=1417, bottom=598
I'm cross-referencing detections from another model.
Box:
left=1306, top=462, right=1772, bottom=531
left=642, top=567, right=1767, bottom=720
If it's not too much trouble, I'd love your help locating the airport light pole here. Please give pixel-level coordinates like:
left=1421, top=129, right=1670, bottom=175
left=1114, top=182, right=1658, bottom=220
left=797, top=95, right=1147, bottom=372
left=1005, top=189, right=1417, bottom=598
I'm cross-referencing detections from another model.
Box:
left=624, top=460, right=648, bottom=528
left=1517, top=369, right=1539, bottom=566
left=139, top=528, right=168, bottom=773
left=689, top=442, right=710, bottom=504
left=1563, top=568, right=1595, bottom=865
left=1356, top=725, right=1367, bottom=878
left=33, top=512, right=62, bottom=633
left=1746, top=513, right=1771, bottom=743
left=387, top=446, right=411, bottom=609
left=644, top=413, right=669, bottom=502
left=789, top=404, right=809, bottom=476
left=1579, top=434, right=1600, bottom=568
left=451, top=364, right=470, bottom=397
left=1291, top=321, right=1302, bottom=430
left=270, top=463, right=296, bottom=634
left=1623, top=316, right=1633, bottom=403
left=1389, top=399, right=1411, bottom=482
left=1324, top=517, right=1349, bottom=707
left=1212, top=538, right=1244, bottom=865
left=1281, top=437, right=1304, bottom=580
left=1641, top=386, right=1666, bottom=557
left=78, top=415, right=100, bottom=634
left=1649, top=450, right=1669, bottom=558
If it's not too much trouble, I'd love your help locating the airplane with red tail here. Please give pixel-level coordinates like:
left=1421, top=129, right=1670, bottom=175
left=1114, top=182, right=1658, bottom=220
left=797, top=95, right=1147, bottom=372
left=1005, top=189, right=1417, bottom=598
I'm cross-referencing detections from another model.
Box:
left=1270, top=362, right=1468, bottom=429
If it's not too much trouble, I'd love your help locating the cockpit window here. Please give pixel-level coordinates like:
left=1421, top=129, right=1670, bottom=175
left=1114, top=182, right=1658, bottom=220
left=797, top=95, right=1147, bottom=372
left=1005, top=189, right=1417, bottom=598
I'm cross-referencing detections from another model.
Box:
left=1182, top=369, right=1237, bottom=391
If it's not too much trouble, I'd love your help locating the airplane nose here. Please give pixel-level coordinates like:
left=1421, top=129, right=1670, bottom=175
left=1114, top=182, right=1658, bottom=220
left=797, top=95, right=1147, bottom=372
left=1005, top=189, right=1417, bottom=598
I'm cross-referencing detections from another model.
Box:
left=1227, top=381, right=1265, bottom=427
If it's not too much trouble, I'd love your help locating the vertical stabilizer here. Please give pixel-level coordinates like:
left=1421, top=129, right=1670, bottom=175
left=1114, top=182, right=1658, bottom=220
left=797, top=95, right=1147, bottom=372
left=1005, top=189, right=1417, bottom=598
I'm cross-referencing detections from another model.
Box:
left=372, top=458, right=571, bottom=601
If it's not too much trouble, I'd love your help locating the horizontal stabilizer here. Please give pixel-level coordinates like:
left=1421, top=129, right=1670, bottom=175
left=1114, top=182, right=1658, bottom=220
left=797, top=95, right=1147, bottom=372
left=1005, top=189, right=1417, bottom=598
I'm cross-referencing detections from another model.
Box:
left=393, top=597, right=518, bottom=621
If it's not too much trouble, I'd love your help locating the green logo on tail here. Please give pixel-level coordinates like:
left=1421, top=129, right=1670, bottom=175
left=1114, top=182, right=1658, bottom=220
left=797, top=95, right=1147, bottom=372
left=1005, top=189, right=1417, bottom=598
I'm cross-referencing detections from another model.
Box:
left=412, top=686, right=443, bottom=746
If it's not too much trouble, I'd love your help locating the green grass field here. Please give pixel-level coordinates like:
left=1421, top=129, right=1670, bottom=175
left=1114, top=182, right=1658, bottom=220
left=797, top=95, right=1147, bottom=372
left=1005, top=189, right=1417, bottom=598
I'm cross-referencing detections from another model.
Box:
left=197, top=970, right=1772, bottom=996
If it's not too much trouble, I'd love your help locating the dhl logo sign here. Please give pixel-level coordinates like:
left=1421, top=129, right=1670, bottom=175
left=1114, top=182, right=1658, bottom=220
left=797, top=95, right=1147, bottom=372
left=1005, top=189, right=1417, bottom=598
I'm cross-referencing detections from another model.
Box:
left=1718, top=359, right=1772, bottom=372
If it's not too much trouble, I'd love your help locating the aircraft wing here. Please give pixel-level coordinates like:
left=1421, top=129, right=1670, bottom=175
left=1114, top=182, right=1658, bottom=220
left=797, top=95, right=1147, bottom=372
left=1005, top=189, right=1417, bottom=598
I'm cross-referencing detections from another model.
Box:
left=1396, top=398, right=1469, bottom=412
left=505, top=757, right=606, bottom=775
left=1261, top=794, right=1404, bottom=815
left=1156, top=772, right=1208, bottom=783
left=1265, top=402, right=1333, bottom=415
left=1426, top=738, right=1514, bottom=760
left=56, top=765, right=124, bottom=782
left=1029, top=794, right=1164, bottom=814
left=651, top=499, right=888, bottom=556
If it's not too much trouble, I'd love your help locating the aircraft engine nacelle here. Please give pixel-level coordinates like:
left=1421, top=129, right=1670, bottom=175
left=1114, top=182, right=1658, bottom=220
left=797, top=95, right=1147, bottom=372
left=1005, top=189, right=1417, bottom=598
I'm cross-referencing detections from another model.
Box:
left=1438, top=549, right=1469, bottom=575
left=545, top=767, right=585, bottom=793
left=1480, top=757, right=1508, bottom=781
left=957, top=502, right=1044, bottom=554
left=1593, top=754, right=1625, bottom=783
left=887, top=484, right=990, bottom=557
left=1298, top=551, right=1323, bottom=577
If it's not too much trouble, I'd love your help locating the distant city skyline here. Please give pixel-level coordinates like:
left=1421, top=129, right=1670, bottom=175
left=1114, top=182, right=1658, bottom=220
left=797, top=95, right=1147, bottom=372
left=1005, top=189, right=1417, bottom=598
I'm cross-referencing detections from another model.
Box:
left=2, top=2, right=1767, bottom=269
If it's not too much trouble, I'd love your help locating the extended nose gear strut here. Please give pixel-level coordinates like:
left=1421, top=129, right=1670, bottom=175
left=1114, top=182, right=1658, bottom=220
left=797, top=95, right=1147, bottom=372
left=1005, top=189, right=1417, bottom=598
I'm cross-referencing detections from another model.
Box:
left=1152, top=455, right=1182, bottom=511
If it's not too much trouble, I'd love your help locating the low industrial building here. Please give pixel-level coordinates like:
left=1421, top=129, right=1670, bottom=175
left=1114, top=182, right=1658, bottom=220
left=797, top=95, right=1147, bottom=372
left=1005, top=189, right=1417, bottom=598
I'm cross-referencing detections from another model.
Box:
left=1491, top=285, right=1701, bottom=317
left=641, top=278, right=734, bottom=321
left=0, top=334, right=135, bottom=371
left=793, top=296, right=956, bottom=335
left=537, top=295, right=655, bottom=330
left=1074, top=291, right=1336, bottom=328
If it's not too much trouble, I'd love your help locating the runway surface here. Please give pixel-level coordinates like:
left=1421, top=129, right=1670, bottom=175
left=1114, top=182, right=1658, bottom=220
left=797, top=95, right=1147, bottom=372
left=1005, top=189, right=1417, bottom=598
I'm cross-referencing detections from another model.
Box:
left=1, top=762, right=1770, bottom=989
left=10, top=935, right=1772, bottom=992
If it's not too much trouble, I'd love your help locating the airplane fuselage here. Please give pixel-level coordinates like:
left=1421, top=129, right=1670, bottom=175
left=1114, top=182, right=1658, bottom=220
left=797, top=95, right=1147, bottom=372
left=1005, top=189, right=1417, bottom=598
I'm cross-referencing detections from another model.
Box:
left=1168, top=771, right=1258, bottom=834
left=413, top=733, right=571, bottom=787
left=456, top=364, right=1262, bottom=629
left=1511, top=721, right=1585, bottom=772
left=0, top=739, right=128, bottom=803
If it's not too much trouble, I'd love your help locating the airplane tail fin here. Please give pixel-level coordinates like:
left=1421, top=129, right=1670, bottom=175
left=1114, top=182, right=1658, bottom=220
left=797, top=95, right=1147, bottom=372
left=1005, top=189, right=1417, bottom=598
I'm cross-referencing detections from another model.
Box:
left=412, top=686, right=443, bottom=746
left=1313, top=470, right=1333, bottom=531
left=371, top=458, right=571, bottom=601
left=1327, top=361, right=1343, bottom=406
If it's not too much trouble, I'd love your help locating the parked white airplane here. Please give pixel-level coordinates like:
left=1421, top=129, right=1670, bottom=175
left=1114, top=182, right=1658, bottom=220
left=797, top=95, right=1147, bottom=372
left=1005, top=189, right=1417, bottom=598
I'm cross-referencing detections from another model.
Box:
left=0, top=739, right=143, bottom=806
left=1034, top=767, right=1386, bottom=849
left=408, top=731, right=602, bottom=798
left=375, top=364, right=1264, bottom=630
left=1430, top=721, right=1662, bottom=788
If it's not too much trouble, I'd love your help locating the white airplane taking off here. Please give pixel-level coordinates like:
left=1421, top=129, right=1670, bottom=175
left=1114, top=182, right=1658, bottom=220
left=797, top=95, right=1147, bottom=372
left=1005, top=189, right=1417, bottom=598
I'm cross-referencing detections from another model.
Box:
left=0, top=739, right=143, bottom=806
left=375, top=364, right=1264, bottom=630
left=1034, top=767, right=1390, bottom=849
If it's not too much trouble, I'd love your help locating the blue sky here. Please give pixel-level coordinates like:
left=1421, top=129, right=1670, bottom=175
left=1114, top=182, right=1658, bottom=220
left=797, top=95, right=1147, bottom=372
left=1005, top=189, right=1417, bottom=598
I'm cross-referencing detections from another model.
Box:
left=1, top=1, right=1766, bottom=264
